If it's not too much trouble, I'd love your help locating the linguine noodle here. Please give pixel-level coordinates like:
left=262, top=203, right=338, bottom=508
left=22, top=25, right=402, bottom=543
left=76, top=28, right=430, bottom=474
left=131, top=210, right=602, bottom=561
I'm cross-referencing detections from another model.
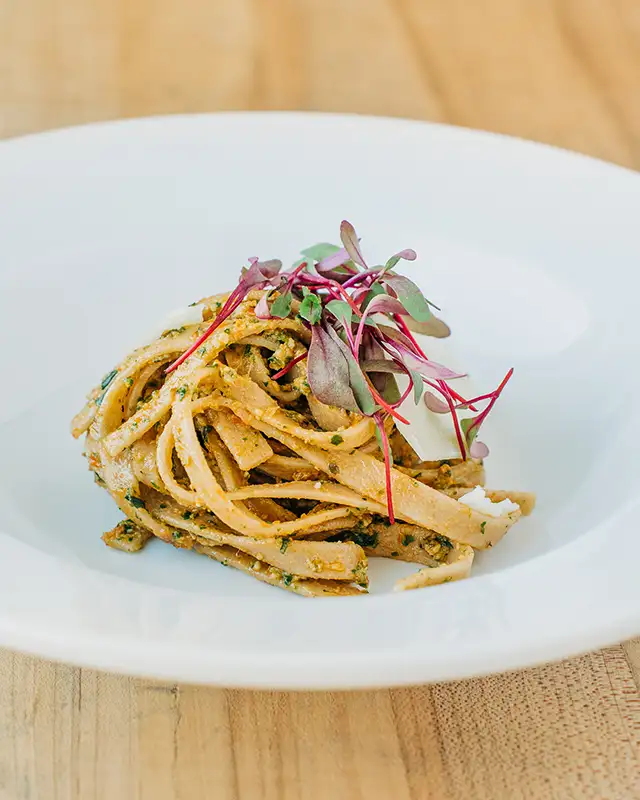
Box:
left=72, top=290, right=534, bottom=596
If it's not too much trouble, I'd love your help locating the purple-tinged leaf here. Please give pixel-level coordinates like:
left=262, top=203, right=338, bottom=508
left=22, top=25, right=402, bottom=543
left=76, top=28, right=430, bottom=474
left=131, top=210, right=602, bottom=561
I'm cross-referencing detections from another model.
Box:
left=316, top=247, right=350, bottom=272
left=307, top=326, right=360, bottom=413
left=360, top=333, right=387, bottom=394
left=399, top=348, right=466, bottom=381
left=314, top=269, right=354, bottom=284
left=342, top=267, right=384, bottom=289
left=424, top=391, right=450, bottom=414
left=470, top=440, right=490, bottom=459
left=383, top=275, right=433, bottom=321
left=360, top=295, right=408, bottom=318
left=353, top=293, right=414, bottom=353
left=254, top=291, right=272, bottom=319
left=325, top=325, right=377, bottom=416
left=240, top=258, right=283, bottom=289
left=404, top=315, right=451, bottom=339
left=360, top=359, right=405, bottom=374
left=360, top=282, right=386, bottom=308
left=378, top=333, right=464, bottom=381
left=380, top=373, right=401, bottom=405
left=340, top=220, right=367, bottom=269
left=360, top=356, right=413, bottom=406
left=384, top=249, right=417, bottom=272
left=377, top=323, right=422, bottom=355
left=351, top=286, right=371, bottom=306
left=270, top=291, right=293, bottom=319
left=363, top=355, right=425, bottom=405
left=362, top=332, right=385, bottom=360
left=301, top=243, right=341, bottom=262
left=346, top=282, right=385, bottom=311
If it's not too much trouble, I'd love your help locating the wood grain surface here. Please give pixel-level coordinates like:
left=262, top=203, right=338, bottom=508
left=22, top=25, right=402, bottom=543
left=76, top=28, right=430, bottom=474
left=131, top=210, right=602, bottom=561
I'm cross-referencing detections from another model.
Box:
left=1, top=1, right=640, bottom=798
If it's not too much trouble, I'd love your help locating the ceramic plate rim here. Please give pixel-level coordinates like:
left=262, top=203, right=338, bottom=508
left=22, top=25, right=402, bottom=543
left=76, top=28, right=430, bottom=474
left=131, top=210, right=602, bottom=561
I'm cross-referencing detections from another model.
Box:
left=0, top=112, right=639, bottom=688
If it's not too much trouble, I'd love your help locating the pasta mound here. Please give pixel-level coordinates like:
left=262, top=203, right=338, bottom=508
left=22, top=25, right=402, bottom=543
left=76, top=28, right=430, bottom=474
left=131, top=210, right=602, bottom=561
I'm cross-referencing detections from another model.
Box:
left=71, top=291, right=534, bottom=596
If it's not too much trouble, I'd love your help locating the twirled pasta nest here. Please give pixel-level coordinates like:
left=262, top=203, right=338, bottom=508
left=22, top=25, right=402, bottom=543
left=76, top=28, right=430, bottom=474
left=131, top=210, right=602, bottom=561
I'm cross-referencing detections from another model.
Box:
left=72, top=292, right=534, bottom=596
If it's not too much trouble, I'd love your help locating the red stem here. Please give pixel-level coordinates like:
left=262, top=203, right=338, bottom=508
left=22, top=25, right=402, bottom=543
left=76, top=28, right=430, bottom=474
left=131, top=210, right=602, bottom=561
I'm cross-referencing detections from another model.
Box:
left=467, top=368, right=514, bottom=433
left=392, top=378, right=415, bottom=408
left=393, top=314, right=426, bottom=357
left=336, top=283, right=363, bottom=315
left=367, top=382, right=410, bottom=425
left=271, top=352, right=308, bottom=380
left=342, top=268, right=381, bottom=289
left=454, top=391, right=496, bottom=409
left=353, top=309, right=369, bottom=355
left=165, top=290, right=244, bottom=374
left=393, top=314, right=476, bottom=409
left=286, top=261, right=308, bottom=287
left=393, top=313, right=477, bottom=453
left=437, top=379, right=467, bottom=459
left=374, top=412, right=395, bottom=523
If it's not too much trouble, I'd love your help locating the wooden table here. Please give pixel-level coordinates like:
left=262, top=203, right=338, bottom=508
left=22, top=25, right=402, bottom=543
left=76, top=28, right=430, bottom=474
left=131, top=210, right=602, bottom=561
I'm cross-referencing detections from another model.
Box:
left=1, top=2, right=639, bottom=798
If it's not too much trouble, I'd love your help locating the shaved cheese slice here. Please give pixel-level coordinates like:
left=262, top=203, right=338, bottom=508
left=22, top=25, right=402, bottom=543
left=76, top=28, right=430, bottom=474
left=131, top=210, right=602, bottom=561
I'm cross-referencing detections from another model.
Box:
left=395, top=333, right=476, bottom=461
left=459, top=486, right=519, bottom=517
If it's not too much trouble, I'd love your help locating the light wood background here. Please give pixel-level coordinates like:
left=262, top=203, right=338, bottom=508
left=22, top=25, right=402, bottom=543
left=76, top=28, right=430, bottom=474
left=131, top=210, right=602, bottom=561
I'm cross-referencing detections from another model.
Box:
left=1, top=1, right=640, bottom=798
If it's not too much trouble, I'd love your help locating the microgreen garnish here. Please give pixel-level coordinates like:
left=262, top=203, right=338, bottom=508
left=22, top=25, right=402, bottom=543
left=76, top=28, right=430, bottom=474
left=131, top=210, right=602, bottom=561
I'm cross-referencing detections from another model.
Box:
left=166, top=221, right=514, bottom=521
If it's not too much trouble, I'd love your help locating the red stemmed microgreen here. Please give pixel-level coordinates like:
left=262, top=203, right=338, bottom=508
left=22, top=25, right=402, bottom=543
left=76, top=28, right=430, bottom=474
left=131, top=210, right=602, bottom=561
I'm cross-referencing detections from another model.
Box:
left=167, top=221, right=514, bottom=520
left=166, top=258, right=282, bottom=374
left=271, top=351, right=308, bottom=381
left=459, top=368, right=514, bottom=459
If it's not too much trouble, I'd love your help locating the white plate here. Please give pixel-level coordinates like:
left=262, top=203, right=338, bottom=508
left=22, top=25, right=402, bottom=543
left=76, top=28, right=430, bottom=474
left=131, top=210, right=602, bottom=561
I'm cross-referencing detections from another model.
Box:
left=0, top=113, right=639, bottom=689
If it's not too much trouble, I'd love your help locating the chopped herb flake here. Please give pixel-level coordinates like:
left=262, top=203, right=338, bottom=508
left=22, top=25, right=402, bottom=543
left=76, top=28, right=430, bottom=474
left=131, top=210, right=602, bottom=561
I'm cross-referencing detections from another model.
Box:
left=435, top=534, right=453, bottom=550
left=343, top=530, right=379, bottom=549
left=161, top=326, right=186, bottom=337
left=100, top=369, right=118, bottom=390
left=124, top=491, right=145, bottom=509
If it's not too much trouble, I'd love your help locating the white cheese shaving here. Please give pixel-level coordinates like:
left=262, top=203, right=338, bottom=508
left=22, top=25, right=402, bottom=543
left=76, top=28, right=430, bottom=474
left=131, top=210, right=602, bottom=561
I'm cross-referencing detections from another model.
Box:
left=395, top=333, right=476, bottom=461
left=458, top=486, right=519, bottom=518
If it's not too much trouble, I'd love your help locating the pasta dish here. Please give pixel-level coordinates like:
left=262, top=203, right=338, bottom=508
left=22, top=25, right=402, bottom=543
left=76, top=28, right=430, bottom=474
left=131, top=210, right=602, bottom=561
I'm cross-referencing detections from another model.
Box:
left=71, top=222, right=534, bottom=596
